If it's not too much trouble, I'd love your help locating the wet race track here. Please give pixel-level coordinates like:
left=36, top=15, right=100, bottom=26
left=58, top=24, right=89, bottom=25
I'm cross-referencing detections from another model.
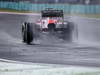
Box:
left=0, top=13, right=100, bottom=67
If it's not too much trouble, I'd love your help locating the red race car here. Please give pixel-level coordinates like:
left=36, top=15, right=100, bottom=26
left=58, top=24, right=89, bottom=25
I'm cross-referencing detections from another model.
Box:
left=22, top=8, right=74, bottom=44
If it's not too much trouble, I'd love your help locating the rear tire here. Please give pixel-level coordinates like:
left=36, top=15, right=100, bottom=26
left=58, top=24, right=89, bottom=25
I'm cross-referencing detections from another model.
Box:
left=61, top=22, right=74, bottom=41
left=22, top=22, right=33, bottom=44
left=22, top=23, right=26, bottom=42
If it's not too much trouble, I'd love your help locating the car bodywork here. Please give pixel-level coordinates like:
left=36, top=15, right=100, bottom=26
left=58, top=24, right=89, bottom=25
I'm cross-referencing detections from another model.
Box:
left=22, top=8, right=74, bottom=44
left=36, top=8, right=68, bottom=32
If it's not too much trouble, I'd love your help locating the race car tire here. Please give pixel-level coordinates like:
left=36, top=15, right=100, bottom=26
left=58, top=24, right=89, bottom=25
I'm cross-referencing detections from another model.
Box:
left=22, top=22, right=33, bottom=44
left=61, top=22, right=74, bottom=41
left=22, top=23, right=26, bottom=42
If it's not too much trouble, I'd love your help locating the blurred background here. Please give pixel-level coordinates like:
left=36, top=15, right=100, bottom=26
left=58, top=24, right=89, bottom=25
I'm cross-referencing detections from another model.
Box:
left=0, top=0, right=100, bottom=15
left=0, top=0, right=100, bottom=4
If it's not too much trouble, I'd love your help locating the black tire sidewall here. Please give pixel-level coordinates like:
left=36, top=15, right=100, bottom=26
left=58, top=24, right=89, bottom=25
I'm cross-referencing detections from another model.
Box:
left=24, top=23, right=33, bottom=44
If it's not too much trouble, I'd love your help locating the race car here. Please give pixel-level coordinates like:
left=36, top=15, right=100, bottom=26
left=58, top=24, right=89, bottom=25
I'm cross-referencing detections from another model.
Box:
left=22, top=8, right=74, bottom=44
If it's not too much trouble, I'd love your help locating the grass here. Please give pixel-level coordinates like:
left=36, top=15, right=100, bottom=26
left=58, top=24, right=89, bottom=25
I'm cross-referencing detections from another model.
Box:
left=0, top=8, right=100, bottom=18
left=0, top=8, right=38, bottom=13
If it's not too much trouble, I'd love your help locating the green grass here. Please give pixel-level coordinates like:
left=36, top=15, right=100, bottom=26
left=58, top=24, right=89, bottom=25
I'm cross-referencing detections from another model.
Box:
left=0, top=8, right=38, bottom=13
left=83, top=14, right=100, bottom=18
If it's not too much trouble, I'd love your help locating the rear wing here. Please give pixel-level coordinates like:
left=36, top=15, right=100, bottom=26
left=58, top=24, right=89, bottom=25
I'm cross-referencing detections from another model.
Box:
left=41, top=9, right=63, bottom=17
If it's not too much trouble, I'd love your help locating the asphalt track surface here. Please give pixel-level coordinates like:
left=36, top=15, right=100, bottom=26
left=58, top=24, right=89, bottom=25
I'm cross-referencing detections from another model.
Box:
left=0, top=13, right=100, bottom=67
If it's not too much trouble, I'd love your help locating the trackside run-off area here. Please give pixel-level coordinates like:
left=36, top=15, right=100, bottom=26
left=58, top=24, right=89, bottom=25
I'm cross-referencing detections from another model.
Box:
left=0, top=59, right=100, bottom=75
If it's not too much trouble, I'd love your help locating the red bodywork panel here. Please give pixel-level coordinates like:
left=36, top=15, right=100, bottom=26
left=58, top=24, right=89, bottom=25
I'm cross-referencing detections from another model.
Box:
left=48, top=19, right=57, bottom=24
